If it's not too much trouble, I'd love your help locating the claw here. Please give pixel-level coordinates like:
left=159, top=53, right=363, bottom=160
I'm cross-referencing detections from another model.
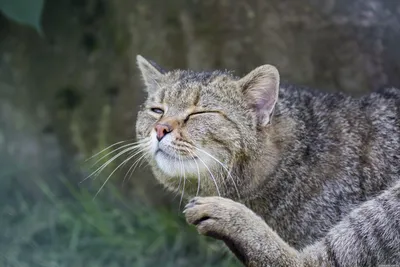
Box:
left=184, top=202, right=194, bottom=210
left=185, top=197, right=200, bottom=210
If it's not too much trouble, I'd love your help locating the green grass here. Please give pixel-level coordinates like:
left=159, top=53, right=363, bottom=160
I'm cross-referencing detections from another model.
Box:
left=0, top=176, right=240, bottom=267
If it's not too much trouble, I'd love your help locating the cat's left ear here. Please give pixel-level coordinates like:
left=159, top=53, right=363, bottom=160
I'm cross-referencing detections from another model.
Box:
left=136, top=55, right=166, bottom=94
left=238, top=65, right=280, bottom=127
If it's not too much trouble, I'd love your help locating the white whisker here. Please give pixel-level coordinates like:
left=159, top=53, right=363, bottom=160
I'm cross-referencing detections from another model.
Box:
left=192, top=151, right=221, bottom=197
left=81, top=140, right=150, bottom=183
left=89, top=142, right=145, bottom=168
left=186, top=149, right=201, bottom=196
left=177, top=154, right=183, bottom=208
left=89, top=147, right=138, bottom=178
left=93, top=149, right=141, bottom=199
left=194, top=146, right=240, bottom=199
left=171, top=153, right=182, bottom=202
left=179, top=153, right=186, bottom=208
left=122, top=152, right=148, bottom=184
left=84, top=139, right=132, bottom=162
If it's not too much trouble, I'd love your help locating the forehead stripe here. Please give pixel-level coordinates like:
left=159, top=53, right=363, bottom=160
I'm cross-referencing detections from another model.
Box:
left=159, top=87, right=166, bottom=103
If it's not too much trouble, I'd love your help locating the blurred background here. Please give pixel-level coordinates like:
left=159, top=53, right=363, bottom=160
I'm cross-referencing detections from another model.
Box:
left=0, top=0, right=399, bottom=266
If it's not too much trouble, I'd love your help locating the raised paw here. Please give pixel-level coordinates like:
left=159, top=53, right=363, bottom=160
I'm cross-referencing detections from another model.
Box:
left=183, top=196, right=260, bottom=238
left=183, top=197, right=300, bottom=267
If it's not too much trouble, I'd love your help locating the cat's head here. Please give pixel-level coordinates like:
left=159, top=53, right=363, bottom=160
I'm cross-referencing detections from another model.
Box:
left=135, top=55, right=280, bottom=197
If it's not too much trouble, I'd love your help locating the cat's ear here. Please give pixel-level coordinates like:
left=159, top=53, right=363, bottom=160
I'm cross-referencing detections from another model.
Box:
left=238, top=65, right=280, bottom=127
left=136, top=55, right=166, bottom=93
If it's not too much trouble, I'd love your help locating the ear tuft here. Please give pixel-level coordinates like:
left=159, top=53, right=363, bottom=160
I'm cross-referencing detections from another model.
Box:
left=136, top=55, right=165, bottom=93
left=238, top=65, right=280, bottom=127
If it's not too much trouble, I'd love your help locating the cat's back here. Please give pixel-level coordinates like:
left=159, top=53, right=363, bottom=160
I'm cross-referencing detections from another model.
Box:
left=362, top=87, right=400, bottom=130
left=278, top=84, right=400, bottom=142
left=277, top=84, right=400, bottom=189
left=263, top=84, right=400, bottom=248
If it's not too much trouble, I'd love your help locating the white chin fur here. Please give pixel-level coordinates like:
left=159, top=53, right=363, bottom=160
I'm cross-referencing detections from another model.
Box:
left=154, top=151, right=206, bottom=177
left=149, top=131, right=213, bottom=178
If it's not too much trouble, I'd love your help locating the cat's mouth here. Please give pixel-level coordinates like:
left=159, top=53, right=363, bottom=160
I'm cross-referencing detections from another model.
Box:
left=153, top=148, right=209, bottom=178
left=155, top=149, right=197, bottom=162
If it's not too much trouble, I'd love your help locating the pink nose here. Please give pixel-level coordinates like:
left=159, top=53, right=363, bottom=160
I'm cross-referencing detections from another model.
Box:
left=155, top=123, right=172, bottom=141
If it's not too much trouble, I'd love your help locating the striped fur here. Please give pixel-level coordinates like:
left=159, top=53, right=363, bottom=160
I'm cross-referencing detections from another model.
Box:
left=135, top=55, right=400, bottom=266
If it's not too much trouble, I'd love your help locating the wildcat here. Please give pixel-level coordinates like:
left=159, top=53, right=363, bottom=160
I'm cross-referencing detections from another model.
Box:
left=134, top=55, right=400, bottom=267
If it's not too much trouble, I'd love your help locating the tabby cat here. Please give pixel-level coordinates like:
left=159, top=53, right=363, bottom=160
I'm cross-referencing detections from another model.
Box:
left=134, top=55, right=400, bottom=267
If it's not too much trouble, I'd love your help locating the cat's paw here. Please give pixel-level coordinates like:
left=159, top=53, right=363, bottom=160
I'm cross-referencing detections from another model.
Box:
left=183, top=197, right=301, bottom=267
left=183, top=196, right=260, bottom=238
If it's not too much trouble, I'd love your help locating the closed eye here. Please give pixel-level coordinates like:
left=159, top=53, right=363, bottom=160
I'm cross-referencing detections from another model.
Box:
left=184, top=111, right=220, bottom=122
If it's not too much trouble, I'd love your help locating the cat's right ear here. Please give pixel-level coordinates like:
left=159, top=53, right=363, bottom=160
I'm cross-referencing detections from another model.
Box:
left=136, top=55, right=166, bottom=93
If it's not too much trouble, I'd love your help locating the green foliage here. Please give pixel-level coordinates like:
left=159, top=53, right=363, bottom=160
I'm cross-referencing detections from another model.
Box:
left=0, top=175, right=239, bottom=267
left=0, top=0, right=44, bottom=33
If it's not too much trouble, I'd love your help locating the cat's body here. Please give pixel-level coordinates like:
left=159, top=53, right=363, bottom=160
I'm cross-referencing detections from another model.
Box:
left=246, top=84, right=400, bottom=249
left=134, top=55, right=400, bottom=266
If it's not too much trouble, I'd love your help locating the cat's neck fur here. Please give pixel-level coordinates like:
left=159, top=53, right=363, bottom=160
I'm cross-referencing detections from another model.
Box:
left=231, top=83, right=341, bottom=200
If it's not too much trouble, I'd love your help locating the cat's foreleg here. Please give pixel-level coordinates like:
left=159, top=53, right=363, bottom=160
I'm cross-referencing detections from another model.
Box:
left=183, top=196, right=303, bottom=267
